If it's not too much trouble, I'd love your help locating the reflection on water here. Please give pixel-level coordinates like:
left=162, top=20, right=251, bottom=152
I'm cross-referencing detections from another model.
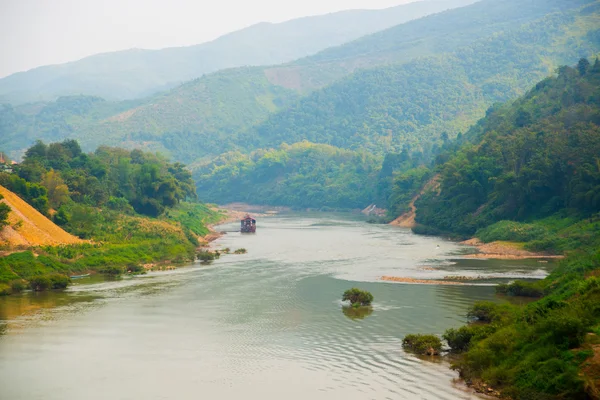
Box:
left=342, top=305, right=373, bottom=320
left=0, top=290, right=99, bottom=331
left=0, top=213, right=545, bottom=400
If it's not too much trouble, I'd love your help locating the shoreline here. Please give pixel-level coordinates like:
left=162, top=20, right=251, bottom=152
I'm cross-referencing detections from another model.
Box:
left=381, top=276, right=467, bottom=285
left=199, top=206, right=271, bottom=246
left=460, top=238, right=564, bottom=260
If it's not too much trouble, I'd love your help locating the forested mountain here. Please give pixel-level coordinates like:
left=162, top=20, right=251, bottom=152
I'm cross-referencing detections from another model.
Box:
left=2, top=0, right=597, bottom=165
left=0, top=0, right=475, bottom=104
left=251, top=1, right=600, bottom=154
left=0, top=69, right=300, bottom=162
left=194, top=142, right=380, bottom=209
left=270, top=0, right=589, bottom=91
left=411, top=59, right=600, bottom=240
left=402, top=61, right=600, bottom=400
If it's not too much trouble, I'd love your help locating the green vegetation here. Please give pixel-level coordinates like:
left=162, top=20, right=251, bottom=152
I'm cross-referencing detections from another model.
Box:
left=402, top=334, right=443, bottom=356
left=197, top=250, right=220, bottom=262
left=195, top=142, right=380, bottom=209
left=414, top=59, right=600, bottom=238
left=342, top=288, right=373, bottom=307
left=398, top=60, right=600, bottom=398
left=2, top=0, right=597, bottom=173
left=436, top=252, right=600, bottom=399
left=0, top=173, right=49, bottom=214
left=29, top=273, right=71, bottom=291
left=0, top=140, right=224, bottom=292
left=164, top=202, right=225, bottom=237
left=233, top=248, right=247, bottom=255
left=251, top=2, right=600, bottom=157
left=0, top=194, right=9, bottom=226
left=496, top=280, right=545, bottom=298
left=10, top=139, right=196, bottom=217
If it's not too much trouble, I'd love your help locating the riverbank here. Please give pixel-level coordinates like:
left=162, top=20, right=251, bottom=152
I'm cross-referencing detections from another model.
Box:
left=200, top=206, right=272, bottom=246
left=460, top=238, right=564, bottom=260
left=381, top=276, right=466, bottom=285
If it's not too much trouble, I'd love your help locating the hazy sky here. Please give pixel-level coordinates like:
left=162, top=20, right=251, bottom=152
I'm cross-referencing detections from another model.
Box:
left=0, top=0, right=414, bottom=78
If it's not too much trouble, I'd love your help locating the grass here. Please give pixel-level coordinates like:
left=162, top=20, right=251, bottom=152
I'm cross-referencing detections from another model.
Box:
left=437, top=250, right=600, bottom=399
left=475, top=212, right=600, bottom=255
left=0, top=201, right=228, bottom=293
left=163, top=202, right=225, bottom=237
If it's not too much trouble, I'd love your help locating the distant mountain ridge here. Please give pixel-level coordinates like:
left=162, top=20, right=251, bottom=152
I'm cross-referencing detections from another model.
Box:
left=0, top=0, right=476, bottom=104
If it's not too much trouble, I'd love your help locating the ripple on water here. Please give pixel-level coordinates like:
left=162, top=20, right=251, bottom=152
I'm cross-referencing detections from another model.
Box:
left=1, top=214, right=507, bottom=400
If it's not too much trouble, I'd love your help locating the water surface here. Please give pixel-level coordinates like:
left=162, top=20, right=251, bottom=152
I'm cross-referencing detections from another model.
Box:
left=0, top=213, right=554, bottom=399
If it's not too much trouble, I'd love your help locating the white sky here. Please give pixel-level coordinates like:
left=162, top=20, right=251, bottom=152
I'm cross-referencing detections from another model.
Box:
left=0, top=0, right=414, bottom=78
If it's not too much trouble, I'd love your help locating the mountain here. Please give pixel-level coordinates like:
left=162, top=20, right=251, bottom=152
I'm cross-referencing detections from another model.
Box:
left=191, top=1, right=600, bottom=210
left=403, top=59, right=600, bottom=400
left=0, top=0, right=476, bottom=104
left=248, top=0, right=600, bottom=154
left=4, top=0, right=596, bottom=164
left=413, top=58, right=600, bottom=240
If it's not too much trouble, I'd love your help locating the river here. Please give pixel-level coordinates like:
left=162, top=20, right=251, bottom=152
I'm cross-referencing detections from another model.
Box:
left=0, top=213, right=554, bottom=399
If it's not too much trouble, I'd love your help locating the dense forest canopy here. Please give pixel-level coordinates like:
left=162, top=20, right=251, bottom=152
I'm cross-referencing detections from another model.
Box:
left=411, top=58, right=600, bottom=236
left=250, top=4, right=600, bottom=156
left=1, top=140, right=196, bottom=217
left=194, top=142, right=380, bottom=209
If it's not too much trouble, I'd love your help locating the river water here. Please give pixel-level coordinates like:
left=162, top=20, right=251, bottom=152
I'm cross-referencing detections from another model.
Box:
left=0, top=213, right=554, bottom=400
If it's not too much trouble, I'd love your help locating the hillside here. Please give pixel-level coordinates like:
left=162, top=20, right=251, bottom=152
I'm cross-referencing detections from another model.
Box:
left=0, top=185, right=83, bottom=246
left=0, top=141, right=224, bottom=294
left=2, top=0, right=591, bottom=162
left=0, top=0, right=475, bottom=104
left=266, top=0, right=586, bottom=91
left=194, top=142, right=381, bottom=209
left=412, top=58, right=600, bottom=247
left=250, top=1, right=600, bottom=154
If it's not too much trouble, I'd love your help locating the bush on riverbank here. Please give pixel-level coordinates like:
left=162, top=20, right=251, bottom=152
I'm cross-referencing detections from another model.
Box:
left=198, top=250, right=220, bottom=262
left=441, top=251, right=600, bottom=399
left=29, top=273, right=71, bottom=291
left=101, top=265, right=124, bottom=276
left=234, top=248, right=247, bottom=254
left=476, top=221, right=550, bottom=243
left=496, top=280, right=544, bottom=297
left=342, top=288, right=373, bottom=307
left=402, top=334, right=442, bottom=356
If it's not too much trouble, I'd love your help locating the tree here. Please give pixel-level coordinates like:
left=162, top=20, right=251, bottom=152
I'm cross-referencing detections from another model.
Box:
left=342, top=288, right=373, bottom=306
left=577, top=58, right=590, bottom=76
left=402, top=334, right=442, bottom=356
left=0, top=195, right=10, bottom=227
left=41, top=169, right=70, bottom=209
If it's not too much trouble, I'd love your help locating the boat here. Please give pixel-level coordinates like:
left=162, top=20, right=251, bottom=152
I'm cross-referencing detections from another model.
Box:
left=69, top=273, right=91, bottom=279
left=240, top=214, right=256, bottom=233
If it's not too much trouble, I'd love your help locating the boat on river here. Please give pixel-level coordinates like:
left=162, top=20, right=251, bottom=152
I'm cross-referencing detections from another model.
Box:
left=240, top=214, right=256, bottom=233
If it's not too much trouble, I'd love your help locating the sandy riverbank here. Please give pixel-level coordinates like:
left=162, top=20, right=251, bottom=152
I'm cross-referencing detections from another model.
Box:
left=381, top=276, right=466, bottom=285
left=460, top=238, right=564, bottom=260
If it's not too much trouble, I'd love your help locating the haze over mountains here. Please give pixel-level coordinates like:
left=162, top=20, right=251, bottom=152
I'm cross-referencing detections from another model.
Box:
left=2, top=0, right=598, bottom=168
left=0, top=0, right=476, bottom=105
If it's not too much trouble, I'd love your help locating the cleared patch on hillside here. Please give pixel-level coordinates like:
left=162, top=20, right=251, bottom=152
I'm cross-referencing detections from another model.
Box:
left=0, top=185, right=83, bottom=246
left=390, top=175, right=440, bottom=228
